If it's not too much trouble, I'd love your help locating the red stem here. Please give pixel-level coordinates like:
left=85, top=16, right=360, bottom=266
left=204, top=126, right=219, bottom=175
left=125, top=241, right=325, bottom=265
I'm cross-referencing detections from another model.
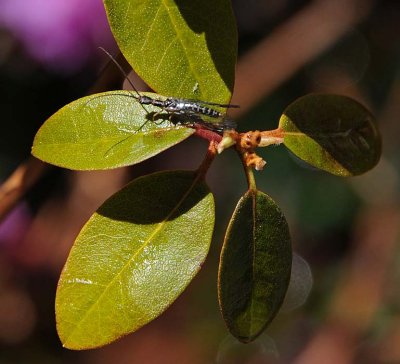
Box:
left=196, top=141, right=218, bottom=179
left=193, top=125, right=223, bottom=143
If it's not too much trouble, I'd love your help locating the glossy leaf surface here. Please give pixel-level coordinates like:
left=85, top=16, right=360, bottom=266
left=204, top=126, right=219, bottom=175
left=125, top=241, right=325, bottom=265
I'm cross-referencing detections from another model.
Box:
left=103, top=0, right=237, bottom=104
left=32, top=91, right=194, bottom=170
left=280, top=94, right=381, bottom=176
left=218, top=189, right=292, bottom=343
left=56, top=171, right=215, bottom=349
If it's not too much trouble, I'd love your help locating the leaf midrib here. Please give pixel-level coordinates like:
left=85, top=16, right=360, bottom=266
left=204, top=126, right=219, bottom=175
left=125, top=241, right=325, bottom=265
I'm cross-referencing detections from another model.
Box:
left=248, top=191, right=257, bottom=338
left=34, top=127, right=188, bottom=148
left=159, top=0, right=207, bottom=100
left=63, top=172, right=203, bottom=346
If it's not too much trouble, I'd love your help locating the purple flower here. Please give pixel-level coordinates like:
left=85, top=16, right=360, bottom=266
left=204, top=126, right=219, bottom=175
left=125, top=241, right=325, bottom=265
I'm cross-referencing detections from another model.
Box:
left=0, top=0, right=115, bottom=72
left=0, top=203, right=31, bottom=249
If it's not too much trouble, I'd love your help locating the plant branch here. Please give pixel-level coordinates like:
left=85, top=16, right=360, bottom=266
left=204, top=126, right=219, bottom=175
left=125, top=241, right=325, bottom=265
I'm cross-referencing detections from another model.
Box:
left=193, top=126, right=222, bottom=144
left=0, top=53, right=132, bottom=223
left=230, top=0, right=374, bottom=117
left=238, top=151, right=257, bottom=190
left=0, top=157, right=47, bottom=220
left=196, top=141, right=218, bottom=180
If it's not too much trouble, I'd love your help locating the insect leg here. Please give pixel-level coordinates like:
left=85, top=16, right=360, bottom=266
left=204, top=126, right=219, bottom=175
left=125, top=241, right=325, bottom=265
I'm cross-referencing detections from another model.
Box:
left=103, top=134, right=136, bottom=159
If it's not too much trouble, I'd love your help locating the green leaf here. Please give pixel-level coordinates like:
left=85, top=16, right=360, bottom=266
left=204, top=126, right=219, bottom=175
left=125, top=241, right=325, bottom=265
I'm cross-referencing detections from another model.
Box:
left=218, top=189, right=292, bottom=343
left=56, top=170, right=215, bottom=349
left=32, top=91, right=194, bottom=170
left=103, top=0, right=237, bottom=104
left=279, top=94, right=381, bottom=176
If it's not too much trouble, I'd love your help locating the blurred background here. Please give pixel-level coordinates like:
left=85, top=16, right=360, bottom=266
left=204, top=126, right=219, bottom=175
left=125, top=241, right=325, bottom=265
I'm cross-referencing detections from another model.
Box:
left=0, top=0, right=399, bottom=363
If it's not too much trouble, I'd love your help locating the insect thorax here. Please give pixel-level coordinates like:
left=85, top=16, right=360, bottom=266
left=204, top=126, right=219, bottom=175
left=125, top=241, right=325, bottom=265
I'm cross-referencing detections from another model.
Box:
left=140, top=95, right=165, bottom=108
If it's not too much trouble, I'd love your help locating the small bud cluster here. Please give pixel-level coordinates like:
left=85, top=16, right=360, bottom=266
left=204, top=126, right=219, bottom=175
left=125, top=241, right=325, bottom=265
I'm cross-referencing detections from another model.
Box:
left=217, top=129, right=284, bottom=171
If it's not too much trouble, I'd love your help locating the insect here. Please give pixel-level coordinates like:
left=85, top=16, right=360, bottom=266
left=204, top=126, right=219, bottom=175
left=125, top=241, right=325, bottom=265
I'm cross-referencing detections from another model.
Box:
left=99, top=48, right=238, bottom=133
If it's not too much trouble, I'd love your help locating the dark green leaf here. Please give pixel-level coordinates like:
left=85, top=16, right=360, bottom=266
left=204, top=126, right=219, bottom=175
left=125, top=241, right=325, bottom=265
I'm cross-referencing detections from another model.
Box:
left=218, top=189, right=292, bottom=343
left=103, top=0, right=237, bottom=104
left=32, top=92, right=194, bottom=170
left=56, top=171, right=215, bottom=349
left=279, top=94, right=381, bottom=176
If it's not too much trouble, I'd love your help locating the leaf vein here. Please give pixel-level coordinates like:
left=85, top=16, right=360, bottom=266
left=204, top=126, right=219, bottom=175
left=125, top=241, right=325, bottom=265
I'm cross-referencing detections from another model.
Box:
left=140, top=4, right=163, bottom=52
left=160, top=0, right=206, bottom=99
left=63, top=172, right=203, bottom=345
left=154, top=36, right=178, bottom=74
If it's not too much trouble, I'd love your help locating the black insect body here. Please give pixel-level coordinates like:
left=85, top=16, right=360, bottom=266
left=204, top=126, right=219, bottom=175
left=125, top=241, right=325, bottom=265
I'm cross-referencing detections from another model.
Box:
left=138, top=95, right=238, bottom=132
left=99, top=48, right=238, bottom=133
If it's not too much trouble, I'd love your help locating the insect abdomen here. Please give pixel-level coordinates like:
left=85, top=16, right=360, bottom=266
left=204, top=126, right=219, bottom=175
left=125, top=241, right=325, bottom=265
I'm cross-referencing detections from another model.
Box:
left=180, top=102, right=222, bottom=118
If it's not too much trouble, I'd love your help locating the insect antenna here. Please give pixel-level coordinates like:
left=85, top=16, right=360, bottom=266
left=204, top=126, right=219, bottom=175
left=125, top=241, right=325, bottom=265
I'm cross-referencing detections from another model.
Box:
left=98, top=47, right=150, bottom=115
